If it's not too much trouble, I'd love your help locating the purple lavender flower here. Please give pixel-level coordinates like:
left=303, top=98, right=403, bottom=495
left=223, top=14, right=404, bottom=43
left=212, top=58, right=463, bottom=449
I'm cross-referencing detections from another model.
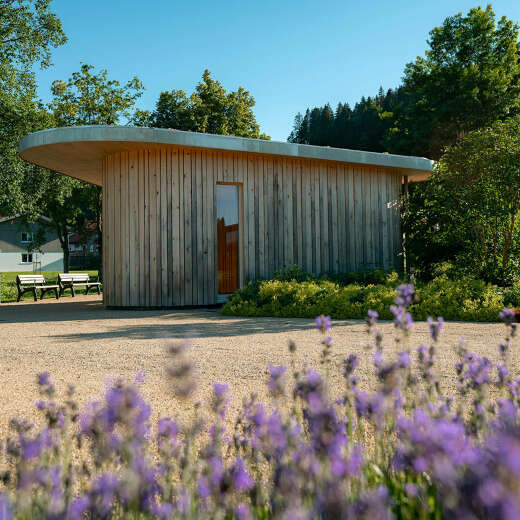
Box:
left=427, top=316, right=444, bottom=342
left=37, top=372, right=51, bottom=386
left=197, top=476, right=210, bottom=500
left=499, top=308, right=515, bottom=325
left=231, top=458, right=254, bottom=491
left=404, top=483, right=418, bottom=497
left=68, top=495, right=89, bottom=520
left=398, top=350, right=411, bottom=369
left=268, top=363, right=287, bottom=398
left=365, top=309, right=378, bottom=329
left=151, top=502, right=174, bottom=519
left=235, top=503, right=250, bottom=520
left=212, top=382, right=230, bottom=418
left=0, top=494, right=12, bottom=520
left=316, top=315, right=332, bottom=333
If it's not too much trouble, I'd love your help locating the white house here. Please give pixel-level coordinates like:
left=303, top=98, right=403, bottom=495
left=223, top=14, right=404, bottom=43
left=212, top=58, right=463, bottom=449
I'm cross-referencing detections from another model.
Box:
left=0, top=215, right=64, bottom=272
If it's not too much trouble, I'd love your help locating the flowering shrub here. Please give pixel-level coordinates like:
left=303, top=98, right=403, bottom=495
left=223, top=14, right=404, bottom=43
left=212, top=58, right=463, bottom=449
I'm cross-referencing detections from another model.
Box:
left=1, top=284, right=520, bottom=518
left=223, top=269, right=520, bottom=322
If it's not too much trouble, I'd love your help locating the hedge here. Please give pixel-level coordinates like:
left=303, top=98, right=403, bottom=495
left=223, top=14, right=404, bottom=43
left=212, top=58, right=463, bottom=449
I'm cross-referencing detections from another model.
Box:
left=222, top=267, right=520, bottom=322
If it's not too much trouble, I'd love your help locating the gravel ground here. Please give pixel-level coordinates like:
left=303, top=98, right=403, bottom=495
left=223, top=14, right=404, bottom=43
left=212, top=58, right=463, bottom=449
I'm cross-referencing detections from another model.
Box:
left=0, top=295, right=511, bottom=436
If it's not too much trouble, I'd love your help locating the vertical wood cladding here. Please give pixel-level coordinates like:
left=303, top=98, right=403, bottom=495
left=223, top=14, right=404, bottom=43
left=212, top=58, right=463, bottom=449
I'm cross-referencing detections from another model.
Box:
left=102, top=147, right=402, bottom=307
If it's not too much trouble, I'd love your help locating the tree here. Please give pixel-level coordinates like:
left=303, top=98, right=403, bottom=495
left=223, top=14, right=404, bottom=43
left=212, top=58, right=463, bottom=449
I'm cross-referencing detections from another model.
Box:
left=0, top=0, right=66, bottom=68
left=0, top=0, right=66, bottom=215
left=135, top=70, right=269, bottom=139
left=386, top=5, right=520, bottom=159
left=287, top=89, right=399, bottom=152
left=408, top=117, right=520, bottom=284
left=43, top=64, right=145, bottom=271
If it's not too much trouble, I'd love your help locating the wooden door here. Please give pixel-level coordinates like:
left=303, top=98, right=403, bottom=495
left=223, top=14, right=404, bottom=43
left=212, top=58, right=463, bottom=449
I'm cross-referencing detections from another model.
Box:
left=216, top=184, right=239, bottom=293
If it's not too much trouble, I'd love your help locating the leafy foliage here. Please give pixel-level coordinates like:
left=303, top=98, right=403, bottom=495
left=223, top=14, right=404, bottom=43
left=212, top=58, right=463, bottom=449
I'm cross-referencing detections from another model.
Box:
left=405, top=117, right=520, bottom=285
left=222, top=267, right=519, bottom=322
left=0, top=0, right=66, bottom=69
left=0, top=0, right=66, bottom=216
left=134, top=69, right=270, bottom=139
left=36, top=64, right=145, bottom=270
left=49, top=63, right=144, bottom=126
left=388, top=5, right=520, bottom=159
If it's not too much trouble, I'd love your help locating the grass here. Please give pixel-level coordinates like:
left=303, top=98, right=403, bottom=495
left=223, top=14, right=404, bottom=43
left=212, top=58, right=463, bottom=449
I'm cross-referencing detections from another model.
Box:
left=0, top=270, right=99, bottom=303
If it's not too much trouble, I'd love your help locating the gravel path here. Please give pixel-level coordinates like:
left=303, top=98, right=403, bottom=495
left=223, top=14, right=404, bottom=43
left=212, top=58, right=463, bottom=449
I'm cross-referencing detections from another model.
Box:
left=0, top=295, right=510, bottom=435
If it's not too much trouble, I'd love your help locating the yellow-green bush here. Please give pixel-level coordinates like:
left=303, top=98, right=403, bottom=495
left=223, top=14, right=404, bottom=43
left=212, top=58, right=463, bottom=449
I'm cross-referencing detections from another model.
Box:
left=222, top=270, right=516, bottom=322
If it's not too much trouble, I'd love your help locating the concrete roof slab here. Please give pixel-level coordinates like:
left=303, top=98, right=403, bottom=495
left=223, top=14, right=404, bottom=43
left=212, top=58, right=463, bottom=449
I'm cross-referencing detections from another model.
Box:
left=18, top=126, right=434, bottom=186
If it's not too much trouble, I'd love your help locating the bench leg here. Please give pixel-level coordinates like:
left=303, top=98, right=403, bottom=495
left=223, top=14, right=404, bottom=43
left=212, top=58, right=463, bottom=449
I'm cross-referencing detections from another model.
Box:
left=97, top=285, right=101, bottom=295
left=85, top=285, right=90, bottom=295
left=55, top=288, right=59, bottom=299
left=17, top=289, right=21, bottom=302
left=71, top=285, right=75, bottom=297
left=32, top=288, right=37, bottom=302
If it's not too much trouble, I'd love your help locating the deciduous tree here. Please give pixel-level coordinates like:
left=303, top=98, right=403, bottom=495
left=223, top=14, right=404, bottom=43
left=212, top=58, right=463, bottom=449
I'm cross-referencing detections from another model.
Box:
left=136, top=70, right=269, bottom=139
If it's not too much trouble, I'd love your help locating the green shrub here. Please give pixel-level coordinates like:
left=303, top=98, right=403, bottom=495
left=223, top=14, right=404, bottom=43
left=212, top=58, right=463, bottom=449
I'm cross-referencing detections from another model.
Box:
left=222, top=270, right=511, bottom=322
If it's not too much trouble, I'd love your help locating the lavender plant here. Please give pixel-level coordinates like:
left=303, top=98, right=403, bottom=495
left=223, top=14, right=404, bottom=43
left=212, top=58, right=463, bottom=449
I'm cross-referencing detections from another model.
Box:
left=1, top=284, right=519, bottom=519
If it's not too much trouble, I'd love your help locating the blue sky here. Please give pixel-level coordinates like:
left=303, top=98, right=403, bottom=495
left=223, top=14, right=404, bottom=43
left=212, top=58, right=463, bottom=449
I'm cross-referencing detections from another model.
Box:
left=35, top=0, right=520, bottom=141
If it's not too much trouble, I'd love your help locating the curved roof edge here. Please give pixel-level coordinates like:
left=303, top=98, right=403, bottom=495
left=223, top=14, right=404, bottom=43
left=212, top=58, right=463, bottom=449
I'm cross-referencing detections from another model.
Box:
left=19, top=126, right=433, bottom=186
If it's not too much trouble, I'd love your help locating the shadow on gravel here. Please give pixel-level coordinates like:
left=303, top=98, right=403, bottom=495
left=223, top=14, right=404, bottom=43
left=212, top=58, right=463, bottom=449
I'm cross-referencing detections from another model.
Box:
left=0, top=296, right=362, bottom=339
left=48, top=317, right=340, bottom=341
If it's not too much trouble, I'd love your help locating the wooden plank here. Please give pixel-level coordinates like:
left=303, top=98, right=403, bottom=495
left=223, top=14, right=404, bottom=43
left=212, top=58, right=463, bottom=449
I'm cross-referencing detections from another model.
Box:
left=223, top=151, right=232, bottom=182
left=143, top=150, right=150, bottom=307
left=159, top=149, right=167, bottom=305
left=207, top=151, right=216, bottom=303
left=276, top=158, right=284, bottom=269
left=381, top=171, right=390, bottom=270
left=265, top=158, right=274, bottom=278
left=376, top=169, right=384, bottom=269
left=394, top=173, right=402, bottom=270
left=312, top=161, right=320, bottom=274
left=166, top=149, right=173, bottom=305
left=247, top=155, right=255, bottom=280
left=138, top=151, right=145, bottom=305
left=354, top=167, right=363, bottom=270
left=196, top=150, right=204, bottom=305
left=319, top=162, right=329, bottom=273
left=330, top=165, right=339, bottom=273
left=148, top=150, right=158, bottom=306
left=302, top=161, right=312, bottom=272
left=257, top=156, right=265, bottom=279
left=183, top=149, right=193, bottom=305
left=171, top=147, right=181, bottom=305
left=178, top=150, right=185, bottom=305
left=202, top=151, right=209, bottom=304
left=129, top=150, right=139, bottom=306
left=371, top=168, right=379, bottom=269
left=294, top=160, right=302, bottom=268
left=337, top=165, right=346, bottom=272
left=120, top=152, right=130, bottom=306
left=285, top=158, right=294, bottom=267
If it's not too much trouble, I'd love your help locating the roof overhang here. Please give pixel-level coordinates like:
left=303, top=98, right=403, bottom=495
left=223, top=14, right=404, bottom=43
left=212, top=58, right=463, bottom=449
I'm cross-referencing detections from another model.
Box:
left=19, top=126, right=434, bottom=186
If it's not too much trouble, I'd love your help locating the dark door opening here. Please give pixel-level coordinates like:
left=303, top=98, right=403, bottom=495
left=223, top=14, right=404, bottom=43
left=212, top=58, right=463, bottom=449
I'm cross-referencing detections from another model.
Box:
left=216, top=184, right=239, bottom=294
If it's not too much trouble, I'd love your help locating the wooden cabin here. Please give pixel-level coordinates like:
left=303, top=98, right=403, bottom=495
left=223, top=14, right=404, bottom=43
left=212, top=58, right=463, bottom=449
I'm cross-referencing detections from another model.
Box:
left=19, top=126, right=432, bottom=308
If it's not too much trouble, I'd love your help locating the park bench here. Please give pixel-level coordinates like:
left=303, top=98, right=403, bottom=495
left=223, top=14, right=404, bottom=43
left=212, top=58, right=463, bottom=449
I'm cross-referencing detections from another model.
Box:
left=16, top=275, right=59, bottom=302
left=58, top=273, right=101, bottom=297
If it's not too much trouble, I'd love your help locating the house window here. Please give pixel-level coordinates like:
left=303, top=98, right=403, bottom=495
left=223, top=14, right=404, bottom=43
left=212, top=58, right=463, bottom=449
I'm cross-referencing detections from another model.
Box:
left=21, top=232, right=33, bottom=243
left=21, top=253, right=33, bottom=264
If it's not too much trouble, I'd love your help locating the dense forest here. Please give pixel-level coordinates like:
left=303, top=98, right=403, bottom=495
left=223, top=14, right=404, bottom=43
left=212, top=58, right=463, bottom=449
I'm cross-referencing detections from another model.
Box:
left=288, top=87, right=406, bottom=154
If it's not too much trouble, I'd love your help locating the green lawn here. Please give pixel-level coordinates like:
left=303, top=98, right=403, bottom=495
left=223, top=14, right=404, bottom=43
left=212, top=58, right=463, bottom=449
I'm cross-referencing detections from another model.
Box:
left=0, top=270, right=99, bottom=303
